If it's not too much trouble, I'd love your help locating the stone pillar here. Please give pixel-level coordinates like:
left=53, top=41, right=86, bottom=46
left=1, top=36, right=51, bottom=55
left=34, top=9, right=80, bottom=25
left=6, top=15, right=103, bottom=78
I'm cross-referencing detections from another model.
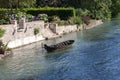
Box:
left=10, top=20, right=17, bottom=31
left=40, top=21, right=45, bottom=34
left=10, top=20, right=17, bottom=25
left=49, top=23, right=57, bottom=33
left=19, top=18, right=26, bottom=29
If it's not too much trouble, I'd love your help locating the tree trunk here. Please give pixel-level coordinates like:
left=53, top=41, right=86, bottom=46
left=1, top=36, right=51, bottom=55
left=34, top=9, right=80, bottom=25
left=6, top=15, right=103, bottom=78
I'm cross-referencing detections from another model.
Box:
left=9, top=0, right=13, bottom=13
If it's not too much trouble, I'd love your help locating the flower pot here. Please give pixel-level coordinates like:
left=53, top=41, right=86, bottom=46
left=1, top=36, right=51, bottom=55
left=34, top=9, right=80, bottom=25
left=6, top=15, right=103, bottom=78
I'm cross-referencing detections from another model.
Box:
left=0, top=50, right=5, bottom=55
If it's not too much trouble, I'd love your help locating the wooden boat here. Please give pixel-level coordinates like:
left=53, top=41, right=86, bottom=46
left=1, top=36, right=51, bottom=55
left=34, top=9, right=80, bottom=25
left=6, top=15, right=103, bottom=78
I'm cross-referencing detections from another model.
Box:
left=44, top=40, right=75, bottom=52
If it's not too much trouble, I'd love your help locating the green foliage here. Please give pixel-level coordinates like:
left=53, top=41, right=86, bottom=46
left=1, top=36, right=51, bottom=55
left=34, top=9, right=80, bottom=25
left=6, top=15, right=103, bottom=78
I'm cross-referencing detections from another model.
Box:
left=95, top=0, right=111, bottom=21
left=0, top=0, right=114, bottom=21
left=74, top=17, right=83, bottom=25
left=55, top=17, right=82, bottom=26
left=96, top=9, right=111, bottom=21
left=56, top=20, right=69, bottom=26
left=114, top=13, right=120, bottom=19
left=26, top=7, right=75, bottom=20
left=0, top=9, right=31, bottom=22
left=0, top=0, right=36, bottom=8
left=26, top=14, right=33, bottom=22
left=0, top=9, right=10, bottom=24
left=18, top=0, right=36, bottom=8
left=111, top=0, right=120, bottom=17
left=0, top=19, right=6, bottom=25
left=76, top=9, right=90, bottom=17
left=75, top=0, right=112, bottom=21
left=14, top=11, right=25, bottom=20
left=36, top=0, right=66, bottom=7
left=0, top=40, right=10, bottom=51
left=0, top=40, right=4, bottom=51
left=34, top=28, right=40, bottom=35
left=0, top=0, right=9, bottom=8
left=11, top=10, right=33, bottom=21
left=49, top=16, right=60, bottom=22
left=0, top=28, right=5, bottom=37
left=37, top=14, right=48, bottom=22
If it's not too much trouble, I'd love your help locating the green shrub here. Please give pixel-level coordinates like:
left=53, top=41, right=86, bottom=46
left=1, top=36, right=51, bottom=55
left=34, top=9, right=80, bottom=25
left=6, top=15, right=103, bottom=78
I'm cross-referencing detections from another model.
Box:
left=37, top=14, right=48, bottom=22
left=56, top=17, right=82, bottom=26
left=114, top=13, right=120, bottom=19
left=0, top=40, right=10, bottom=51
left=0, top=19, right=6, bottom=24
left=14, top=11, right=26, bottom=20
left=68, top=17, right=75, bottom=25
left=34, top=28, right=40, bottom=35
left=67, top=17, right=82, bottom=25
left=0, top=28, right=5, bottom=37
left=26, top=14, right=33, bottom=22
left=0, top=9, right=10, bottom=24
left=74, top=17, right=83, bottom=25
left=49, top=16, right=60, bottom=22
left=56, top=20, right=70, bottom=26
left=76, top=8, right=90, bottom=17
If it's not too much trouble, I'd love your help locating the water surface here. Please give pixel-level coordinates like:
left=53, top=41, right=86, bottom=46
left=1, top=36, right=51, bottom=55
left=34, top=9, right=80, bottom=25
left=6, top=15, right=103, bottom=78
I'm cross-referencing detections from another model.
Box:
left=0, top=19, right=120, bottom=80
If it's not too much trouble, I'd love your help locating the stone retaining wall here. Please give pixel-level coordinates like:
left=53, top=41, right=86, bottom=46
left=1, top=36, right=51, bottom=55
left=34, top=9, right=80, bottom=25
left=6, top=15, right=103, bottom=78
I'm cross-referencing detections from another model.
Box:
left=0, top=21, right=45, bottom=48
left=56, top=25, right=78, bottom=35
left=0, top=20, right=103, bottom=48
left=8, top=35, right=44, bottom=48
left=83, top=20, right=103, bottom=30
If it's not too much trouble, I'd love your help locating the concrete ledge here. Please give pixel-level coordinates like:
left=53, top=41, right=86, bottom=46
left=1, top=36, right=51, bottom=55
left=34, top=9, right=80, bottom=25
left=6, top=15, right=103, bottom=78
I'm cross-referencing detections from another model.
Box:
left=8, top=35, right=45, bottom=48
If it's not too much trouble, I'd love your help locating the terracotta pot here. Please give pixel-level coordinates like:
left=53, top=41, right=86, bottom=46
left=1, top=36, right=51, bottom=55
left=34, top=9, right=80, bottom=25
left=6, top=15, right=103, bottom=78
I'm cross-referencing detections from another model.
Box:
left=0, top=50, right=5, bottom=55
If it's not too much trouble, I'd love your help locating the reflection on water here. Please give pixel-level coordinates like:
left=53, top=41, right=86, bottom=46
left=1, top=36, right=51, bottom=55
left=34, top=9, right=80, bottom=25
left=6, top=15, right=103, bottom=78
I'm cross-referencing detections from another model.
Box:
left=0, top=19, right=120, bottom=80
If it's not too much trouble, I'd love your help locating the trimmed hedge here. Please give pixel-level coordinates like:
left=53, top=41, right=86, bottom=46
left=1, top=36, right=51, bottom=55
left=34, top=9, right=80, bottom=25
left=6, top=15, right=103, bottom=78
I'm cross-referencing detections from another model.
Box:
left=0, top=8, right=76, bottom=22
left=26, top=7, right=75, bottom=20
left=0, top=8, right=75, bottom=20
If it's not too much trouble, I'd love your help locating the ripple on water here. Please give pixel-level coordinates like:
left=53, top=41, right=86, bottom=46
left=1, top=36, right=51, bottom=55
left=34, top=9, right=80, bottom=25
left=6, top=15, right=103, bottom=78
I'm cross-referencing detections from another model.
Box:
left=1, top=20, right=120, bottom=80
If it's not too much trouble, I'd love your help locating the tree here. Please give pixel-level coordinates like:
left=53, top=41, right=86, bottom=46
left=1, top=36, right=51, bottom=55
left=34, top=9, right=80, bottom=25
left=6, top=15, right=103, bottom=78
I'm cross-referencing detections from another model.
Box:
left=0, top=0, right=36, bottom=8
left=95, top=0, right=112, bottom=20
left=36, top=0, right=66, bottom=7
left=18, top=0, right=36, bottom=8
left=65, top=0, right=112, bottom=20
left=0, top=0, right=113, bottom=20
left=111, top=0, right=120, bottom=17
left=0, top=0, right=12, bottom=8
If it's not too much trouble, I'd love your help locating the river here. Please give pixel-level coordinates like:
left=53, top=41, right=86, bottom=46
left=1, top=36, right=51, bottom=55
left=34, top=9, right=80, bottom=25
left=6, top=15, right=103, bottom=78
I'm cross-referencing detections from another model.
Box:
left=0, top=19, right=120, bottom=80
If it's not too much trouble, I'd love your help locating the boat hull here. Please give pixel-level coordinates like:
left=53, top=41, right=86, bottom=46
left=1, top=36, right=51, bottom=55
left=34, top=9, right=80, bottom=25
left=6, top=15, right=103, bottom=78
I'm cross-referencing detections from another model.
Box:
left=44, top=40, right=74, bottom=52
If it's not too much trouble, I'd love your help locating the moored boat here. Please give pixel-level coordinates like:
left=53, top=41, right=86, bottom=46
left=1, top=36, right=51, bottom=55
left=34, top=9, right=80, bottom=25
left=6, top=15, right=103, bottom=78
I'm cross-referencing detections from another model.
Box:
left=44, top=40, right=75, bottom=52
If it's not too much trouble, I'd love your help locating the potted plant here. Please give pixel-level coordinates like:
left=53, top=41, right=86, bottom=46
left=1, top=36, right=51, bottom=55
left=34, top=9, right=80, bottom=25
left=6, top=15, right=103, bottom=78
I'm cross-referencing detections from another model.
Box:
left=34, top=28, right=40, bottom=35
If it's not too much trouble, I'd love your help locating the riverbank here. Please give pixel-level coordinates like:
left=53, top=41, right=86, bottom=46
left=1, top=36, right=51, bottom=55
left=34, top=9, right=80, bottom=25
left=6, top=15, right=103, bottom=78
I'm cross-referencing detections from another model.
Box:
left=42, top=20, right=103, bottom=39
left=81, top=20, right=103, bottom=30
left=0, top=20, right=103, bottom=59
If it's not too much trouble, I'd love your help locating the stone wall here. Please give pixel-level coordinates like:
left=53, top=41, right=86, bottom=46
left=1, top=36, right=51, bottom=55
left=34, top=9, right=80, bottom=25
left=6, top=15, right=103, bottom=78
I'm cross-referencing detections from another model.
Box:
left=83, top=20, right=103, bottom=30
left=0, top=20, right=103, bottom=48
left=41, top=24, right=78, bottom=39
left=0, top=20, right=45, bottom=48
left=56, top=25, right=78, bottom=35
